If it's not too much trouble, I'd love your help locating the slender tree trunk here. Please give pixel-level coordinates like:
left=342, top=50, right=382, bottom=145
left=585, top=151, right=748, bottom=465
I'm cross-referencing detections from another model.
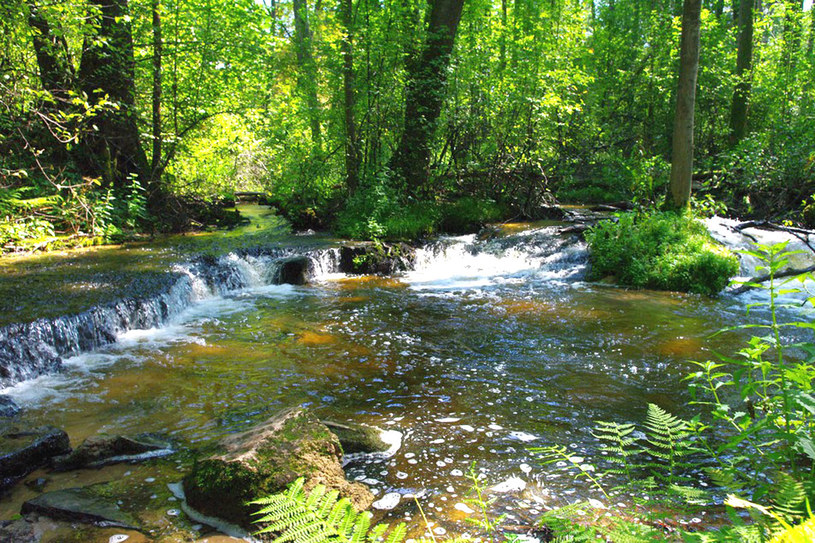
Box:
left=151, top=0, right=163, bottom=181
left=340, top=0, right=359, bottom=191
left=729, top=0, right=754, bottom=144
left=668, top=0, right=702, bottom=209
left=499, top=0, right=507, bottom=73
left=78, top=0, right=148, bottom=187
left=292, top=0, right=321, bottom=148
left=390, top=0, right=466, bottom=194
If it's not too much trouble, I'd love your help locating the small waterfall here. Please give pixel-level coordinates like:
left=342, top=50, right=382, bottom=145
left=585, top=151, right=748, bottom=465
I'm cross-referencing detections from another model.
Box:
left=0, top=247, right=344, bottom=388
left=405, top=226, right=588, bottom=290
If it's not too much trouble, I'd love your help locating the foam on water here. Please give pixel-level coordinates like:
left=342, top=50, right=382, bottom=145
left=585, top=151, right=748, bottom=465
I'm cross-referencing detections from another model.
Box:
left=404, top=228, right=587, bottom=292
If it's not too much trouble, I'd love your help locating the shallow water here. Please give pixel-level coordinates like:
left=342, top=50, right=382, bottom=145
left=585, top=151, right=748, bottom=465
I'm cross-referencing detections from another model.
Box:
left=4, top=216, right=815, bottom=540
left=0, top=225, right=763, bottom=538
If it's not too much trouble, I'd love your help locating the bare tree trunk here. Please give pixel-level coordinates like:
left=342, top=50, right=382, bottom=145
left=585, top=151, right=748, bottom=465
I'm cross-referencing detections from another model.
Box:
left=390, top=0, right=466, bottom=194
left=78, top=0, right=148, bottom=188
left=340, top=0, right=359, bottom=192
left=151, top=0, right=163, bottom=182
left=668, top=0, right=702, bottom=209
left=729, top=0, right=753, bottom=145
left=293, top=0, right=321, bottom=149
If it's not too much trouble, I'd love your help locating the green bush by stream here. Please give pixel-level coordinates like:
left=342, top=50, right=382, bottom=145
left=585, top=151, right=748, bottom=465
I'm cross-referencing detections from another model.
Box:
left=585, top=211, right=739, bottom=295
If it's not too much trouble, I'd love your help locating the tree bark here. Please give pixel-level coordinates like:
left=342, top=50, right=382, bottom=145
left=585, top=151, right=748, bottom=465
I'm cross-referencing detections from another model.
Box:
left=292, top=0, right=321, bottom=148
left=151, top=0, right=163, bottom=182
left=668, top=0, right=702, bottom=209
left=728, top=0, right=753, bottom=145
left=77, top=0, right=148, bottom=188
left=340, top=0, right=359, bottom=192
left=390, top=0, right=466, bottom=194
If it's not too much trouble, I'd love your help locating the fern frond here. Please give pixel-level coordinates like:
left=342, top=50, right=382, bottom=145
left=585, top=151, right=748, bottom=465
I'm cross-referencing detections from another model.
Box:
left=250, top=478, right=408, bottom=543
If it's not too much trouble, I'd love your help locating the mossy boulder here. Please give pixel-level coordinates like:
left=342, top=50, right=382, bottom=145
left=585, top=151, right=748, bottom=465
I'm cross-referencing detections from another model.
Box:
left=339, top=243, right=415, bottom=275
left=182, top=407, right=374, bottom=529
left=321, top=421, right=389, bottom=455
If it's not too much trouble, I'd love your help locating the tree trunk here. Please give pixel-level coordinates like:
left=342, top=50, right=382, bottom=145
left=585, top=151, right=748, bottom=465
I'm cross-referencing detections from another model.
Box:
left=390, top=0, right=466, bottom=194
left=728, top=0, right=753, bottom=145
left=668, top=0, right=702, bottom=209
left=27, top=3, right=74, bottom=106
left=77, top=0, right=148, bottom=188
left=340, top=0, right=359, bottom=192
left=151, top=0, right=163, bottom=182
left=292, top=0, right=321, bottom=148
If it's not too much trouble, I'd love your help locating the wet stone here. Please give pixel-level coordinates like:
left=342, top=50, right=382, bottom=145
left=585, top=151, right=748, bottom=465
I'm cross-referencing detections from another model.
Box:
left=339, top=243, right=416, bottom=275
left=52, top=433, right=175, bottom=471
left=183, top=407, right=374, bottom=529
left=322, top=420, right=389, bottom=455
left=21, top=486, right=139, bottom=530
left=0, top=426, right=70, bottom=490
left=0, top=396, right=20, bottom=418
left=274, top=256, right=311, bottom=285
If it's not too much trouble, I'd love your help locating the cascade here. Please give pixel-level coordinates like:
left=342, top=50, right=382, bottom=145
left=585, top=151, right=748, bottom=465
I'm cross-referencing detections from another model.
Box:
left=0, top=248, right=343, bottom=388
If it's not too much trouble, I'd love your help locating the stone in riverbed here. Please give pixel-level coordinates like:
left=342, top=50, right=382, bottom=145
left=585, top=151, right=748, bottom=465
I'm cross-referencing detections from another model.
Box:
left=52, top=433, right=174, bottom=471
left=321, top=421, right=389, bottom=455
left=0, top=426, right=70, bottom=490
left=21, top=486, right=139, bottom=530
left=183, top=407, right=374, bottom=529
left=0, top=395, right=20, bottom=418
left=274, top=256, right=311, bottom=285
left=339, top=243, right=415, bottom=275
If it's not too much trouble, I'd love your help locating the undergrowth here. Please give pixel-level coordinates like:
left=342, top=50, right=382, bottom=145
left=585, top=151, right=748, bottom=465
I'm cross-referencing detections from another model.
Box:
left=585, top=210, right=739, bottom=295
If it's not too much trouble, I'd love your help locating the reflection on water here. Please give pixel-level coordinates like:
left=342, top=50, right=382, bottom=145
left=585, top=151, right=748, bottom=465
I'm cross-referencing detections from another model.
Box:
left=1, top=255, right=753, bottom=535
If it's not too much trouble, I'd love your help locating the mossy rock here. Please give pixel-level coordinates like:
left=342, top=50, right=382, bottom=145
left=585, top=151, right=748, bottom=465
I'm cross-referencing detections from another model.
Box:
left=321, top=421, right=389, bottom=455
left=339, top=243, right=416, bottom=275
left=182, top=407, right=374, bottom=529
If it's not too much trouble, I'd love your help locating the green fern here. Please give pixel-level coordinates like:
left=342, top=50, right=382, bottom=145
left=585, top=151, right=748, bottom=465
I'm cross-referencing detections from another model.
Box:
left=643, top=404, right=696, bottom=485
left=532, top=445, right=609, bottom=499
left=250, top=478, right=407, bottom=543
left=593, top=420, right=642, bottom=482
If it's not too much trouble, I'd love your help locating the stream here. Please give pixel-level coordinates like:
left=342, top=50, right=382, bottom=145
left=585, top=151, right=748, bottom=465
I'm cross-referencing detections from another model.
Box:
left=0, top=210, right=813, bottom=541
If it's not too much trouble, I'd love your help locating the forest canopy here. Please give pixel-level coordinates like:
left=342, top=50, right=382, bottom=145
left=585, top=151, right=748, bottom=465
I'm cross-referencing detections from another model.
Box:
left=1, top=0, right=814, bottom=246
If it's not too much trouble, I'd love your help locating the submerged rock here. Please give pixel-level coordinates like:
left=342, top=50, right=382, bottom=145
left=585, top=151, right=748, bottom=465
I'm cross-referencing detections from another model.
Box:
left=339, top=243, right=415, bottom=275
left=52, top=433, right=174, bottom=471
left=0, top=426, right=70, bottom=490
left=21, top=486, right=139, bottom=530
left=322, top=420, right=389, bottom=455
left=183, top=407, right=374, bottom=529
left=274, top=256, right=311, bottom=285
left=0, top=396, right=20, bottom=418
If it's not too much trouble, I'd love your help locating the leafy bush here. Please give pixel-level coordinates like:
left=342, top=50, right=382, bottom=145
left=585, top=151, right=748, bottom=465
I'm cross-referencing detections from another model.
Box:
left=585, top=211, right=739, bottom=295
left=439, top=197, right=506, bottom=233
left=335, top=173, right=439, bottom=241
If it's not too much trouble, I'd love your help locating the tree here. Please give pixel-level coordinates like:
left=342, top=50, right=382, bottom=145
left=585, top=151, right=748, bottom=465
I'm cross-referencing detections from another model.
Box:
left=390, top=0, right=466, bottom=195
left=77, top=0, right=148, bottom=188
left=728, top=0, right=754, bottom=145
left=668, top=0, right=702, bottom=209
left=151, top=0, right=163, bottom=183
left=293, top=0, right=321, bottom=148
left=340, top=0, right=359, bottom=192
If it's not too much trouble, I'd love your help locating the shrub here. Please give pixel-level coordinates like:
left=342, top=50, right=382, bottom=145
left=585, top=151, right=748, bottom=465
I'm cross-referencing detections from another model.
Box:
left=439, top=197, right=506, bottom=233
left=585, top=211, right=739, bottom=295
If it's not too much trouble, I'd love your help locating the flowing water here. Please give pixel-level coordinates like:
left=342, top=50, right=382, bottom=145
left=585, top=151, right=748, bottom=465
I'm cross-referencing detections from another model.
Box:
left=1, top=215, right=813, bottom=541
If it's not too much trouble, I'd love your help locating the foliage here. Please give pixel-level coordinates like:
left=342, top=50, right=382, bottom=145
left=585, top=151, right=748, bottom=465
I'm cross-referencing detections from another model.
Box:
left=585, top=211, right=739, bottom=295
left=251, top=477, right=408, bottom=543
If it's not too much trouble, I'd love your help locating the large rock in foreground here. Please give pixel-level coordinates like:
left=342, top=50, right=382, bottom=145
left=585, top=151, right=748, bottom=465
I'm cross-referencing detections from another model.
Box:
left=0, top=426, right=70, bottom=490
left=183, top=408, right=374, bottom=529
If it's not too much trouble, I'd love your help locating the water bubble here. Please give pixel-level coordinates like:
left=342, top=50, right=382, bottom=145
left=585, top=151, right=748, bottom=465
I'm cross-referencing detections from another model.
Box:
left=109, top=536, right=129, bottom=543
left=167, top=509, right=181, bottom=516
